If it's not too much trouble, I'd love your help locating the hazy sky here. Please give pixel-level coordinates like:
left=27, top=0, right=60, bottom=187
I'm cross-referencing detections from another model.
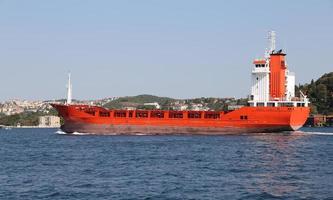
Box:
left=0, top=0, right=332, bottom=101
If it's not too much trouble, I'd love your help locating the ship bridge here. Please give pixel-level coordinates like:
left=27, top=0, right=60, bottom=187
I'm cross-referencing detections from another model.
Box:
left=248, top=31, right=309, bottom=108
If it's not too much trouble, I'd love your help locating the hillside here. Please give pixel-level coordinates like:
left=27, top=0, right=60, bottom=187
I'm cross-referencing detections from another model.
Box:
left=0, top=111, right=57, bottom=126
left=296, top=72, right=333, bottom=115
left=103, top=94, right=177, bottom=109
left=102, top=94, right=243, bottom=111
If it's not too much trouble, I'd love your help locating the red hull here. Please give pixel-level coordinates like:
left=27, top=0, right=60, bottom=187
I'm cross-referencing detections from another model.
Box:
left=51, top=104, right=310, bottom=135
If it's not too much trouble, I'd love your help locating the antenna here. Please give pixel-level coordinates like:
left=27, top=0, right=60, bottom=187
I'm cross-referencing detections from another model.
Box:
left=66, top=72, right=72, bottom=104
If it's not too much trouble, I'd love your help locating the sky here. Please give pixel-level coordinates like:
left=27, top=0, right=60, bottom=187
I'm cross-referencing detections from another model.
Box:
left=0, top=0, right=332, bottom=101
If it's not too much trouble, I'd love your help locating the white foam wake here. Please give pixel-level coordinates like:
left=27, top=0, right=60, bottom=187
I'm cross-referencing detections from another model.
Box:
left=133, top=133, right=149, bottom=136
left=72, top=131, right=89, bottom=135
left=55, top=130, right=67, bottom=135
left=303, top=132, right=333, bottom=136
left=55, top=130, right=91, bottom=135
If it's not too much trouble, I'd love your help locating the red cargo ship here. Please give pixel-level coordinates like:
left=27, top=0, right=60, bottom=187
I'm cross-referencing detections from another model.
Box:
left=52, top=32, right=310, bottom=135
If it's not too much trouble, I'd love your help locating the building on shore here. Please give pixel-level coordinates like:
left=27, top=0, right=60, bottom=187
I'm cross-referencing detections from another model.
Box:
left=143, top=102, right=161, bottom=109
left=39, top=116, right=61, bottom=128
left=326, top=115, right=333, bottom=126
left=305, top=114, right=333, bottom=127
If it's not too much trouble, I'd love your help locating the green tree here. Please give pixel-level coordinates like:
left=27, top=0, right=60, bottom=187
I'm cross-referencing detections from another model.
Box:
left=296, top=72, right=333, bottom=115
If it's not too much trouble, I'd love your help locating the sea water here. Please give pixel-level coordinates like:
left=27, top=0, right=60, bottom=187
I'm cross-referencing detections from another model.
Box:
left=0, top=127, right=332, bottom=199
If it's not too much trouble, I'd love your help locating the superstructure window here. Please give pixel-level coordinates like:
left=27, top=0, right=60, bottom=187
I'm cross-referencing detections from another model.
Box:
left=278, top=103, right=294, bottom=107
left=267, top=103, right=275, bottom=107
left=257, top=103, right=265, bottom=107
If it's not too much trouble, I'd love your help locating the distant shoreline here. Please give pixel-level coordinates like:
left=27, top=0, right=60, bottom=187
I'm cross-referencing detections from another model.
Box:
left=0, top=125, right=59, bottom=129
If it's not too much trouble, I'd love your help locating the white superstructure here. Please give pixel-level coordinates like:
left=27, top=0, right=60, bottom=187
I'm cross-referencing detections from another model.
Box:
left=285, top=70, right=295, bottom=101
left=251, top=59, right=270, bottom=102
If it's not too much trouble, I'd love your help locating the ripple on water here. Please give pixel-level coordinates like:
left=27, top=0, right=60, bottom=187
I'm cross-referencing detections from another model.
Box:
left=0, top=128, right=332, bottom=199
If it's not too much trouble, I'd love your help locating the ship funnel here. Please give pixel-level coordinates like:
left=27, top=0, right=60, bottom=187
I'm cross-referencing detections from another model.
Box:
left=66, top=72, right=72, bottom=105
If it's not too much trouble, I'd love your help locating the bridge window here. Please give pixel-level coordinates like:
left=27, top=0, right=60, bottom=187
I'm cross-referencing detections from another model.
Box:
left=297, top=103, right=305, bottom=107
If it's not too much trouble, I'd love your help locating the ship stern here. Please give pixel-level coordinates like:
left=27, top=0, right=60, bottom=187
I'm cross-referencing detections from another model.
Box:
left=289, top=107, right=310, bottom=131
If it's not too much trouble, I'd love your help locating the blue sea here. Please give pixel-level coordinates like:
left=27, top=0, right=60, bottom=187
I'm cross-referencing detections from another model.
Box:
left=0, top=128, right=332, bottom=200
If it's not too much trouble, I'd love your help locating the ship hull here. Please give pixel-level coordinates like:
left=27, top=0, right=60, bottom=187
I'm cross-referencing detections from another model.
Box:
left=52, top=104, right=310, bottom=135
left=61, top=122, right=296, bottom=135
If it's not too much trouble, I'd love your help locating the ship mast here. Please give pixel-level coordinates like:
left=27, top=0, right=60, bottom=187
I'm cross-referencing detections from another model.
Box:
left=265, top=30, right=276, bottom=58
left=269, top=30, right=276, bottom=53
left=66, top=72, right=72, bottom=105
